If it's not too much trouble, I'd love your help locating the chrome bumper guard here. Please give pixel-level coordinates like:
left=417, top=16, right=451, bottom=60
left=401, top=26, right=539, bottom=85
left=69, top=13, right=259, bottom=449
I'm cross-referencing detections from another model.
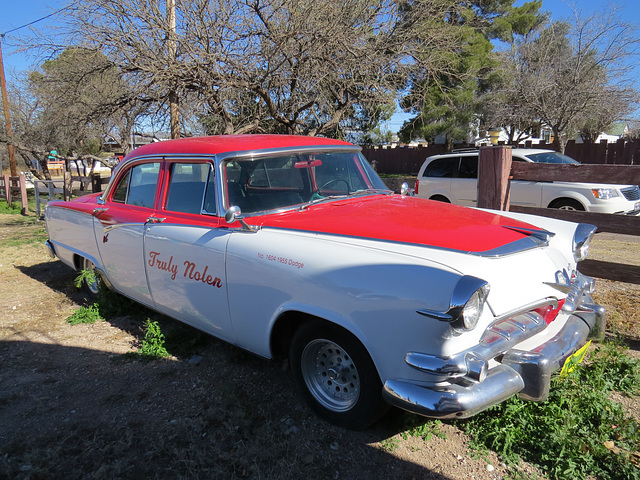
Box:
left=383, top=296, right=605, bottom=419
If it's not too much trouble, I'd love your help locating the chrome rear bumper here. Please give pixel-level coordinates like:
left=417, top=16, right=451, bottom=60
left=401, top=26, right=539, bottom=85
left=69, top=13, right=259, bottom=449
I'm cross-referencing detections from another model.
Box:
left=383, top=302, right=605, bottom=419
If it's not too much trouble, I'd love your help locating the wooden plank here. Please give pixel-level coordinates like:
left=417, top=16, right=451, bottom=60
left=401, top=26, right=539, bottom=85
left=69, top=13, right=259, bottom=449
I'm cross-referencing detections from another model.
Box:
left=478, top=146, right=512, bottom=210
left=510, top=163, right=640, bottom=184
left=508, top=206, right=640, bottom=236
left=19, top=173, right=28, bottom=215
left=579, top=259, right=640, bottom=285
left=3, top=173, right=11, bottom=203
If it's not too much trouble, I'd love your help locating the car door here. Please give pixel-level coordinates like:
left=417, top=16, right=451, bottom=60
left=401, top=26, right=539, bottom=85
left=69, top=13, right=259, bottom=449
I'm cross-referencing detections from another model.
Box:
left=93, top=160, right=162, bottom=305
left=143, top=160, right=235, bottom=342
left=453, top=156, right=478, bottom=206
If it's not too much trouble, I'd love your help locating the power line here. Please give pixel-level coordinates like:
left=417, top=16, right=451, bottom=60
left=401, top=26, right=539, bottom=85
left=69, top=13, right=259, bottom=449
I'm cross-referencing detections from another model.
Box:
left=0, top=1, right=78, bottom=38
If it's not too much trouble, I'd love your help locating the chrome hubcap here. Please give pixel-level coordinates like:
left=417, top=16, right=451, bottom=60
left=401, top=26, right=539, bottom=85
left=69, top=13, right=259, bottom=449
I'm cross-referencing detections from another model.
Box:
left=300, top=339, right=360, bottom=412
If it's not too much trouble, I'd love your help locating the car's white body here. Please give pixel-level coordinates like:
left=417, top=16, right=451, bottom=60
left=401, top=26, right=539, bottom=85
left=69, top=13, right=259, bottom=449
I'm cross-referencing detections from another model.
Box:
left=44, top=136, right=605, bottom=427
left=416, top=148, right=640, bottom=214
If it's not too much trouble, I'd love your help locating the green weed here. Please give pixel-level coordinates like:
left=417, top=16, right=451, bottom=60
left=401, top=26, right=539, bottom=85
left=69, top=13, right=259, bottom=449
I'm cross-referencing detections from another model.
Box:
left=74, top=268, right=97, bottom=289
left=138, top=319, right=170, bottom=360
left=66, top=303, right=102, bottom=325
left=461, top=342, right=640, bottom=480
left=400, top=418, right=446, bottom=442
left=379, top=437, right=400, bottom=452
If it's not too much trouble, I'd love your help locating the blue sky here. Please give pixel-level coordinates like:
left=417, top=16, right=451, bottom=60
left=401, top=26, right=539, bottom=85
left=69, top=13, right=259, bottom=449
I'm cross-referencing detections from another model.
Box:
left=1, top=0, right=639, bottom=132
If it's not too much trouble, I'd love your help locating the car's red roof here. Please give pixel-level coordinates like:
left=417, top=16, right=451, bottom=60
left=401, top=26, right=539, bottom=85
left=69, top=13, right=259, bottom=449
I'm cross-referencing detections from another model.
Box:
left=123, top=134, right=354, bottom=160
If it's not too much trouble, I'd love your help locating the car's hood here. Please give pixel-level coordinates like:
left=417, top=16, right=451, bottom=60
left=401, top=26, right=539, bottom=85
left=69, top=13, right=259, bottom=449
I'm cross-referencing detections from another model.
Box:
left=251, top=195, right=551, bottom=256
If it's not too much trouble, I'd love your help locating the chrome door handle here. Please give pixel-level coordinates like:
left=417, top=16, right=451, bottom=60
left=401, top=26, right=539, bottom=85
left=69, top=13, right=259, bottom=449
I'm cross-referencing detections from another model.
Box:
left=93, top=207, right=108, bottom=215
left=146, top=217, right=166, bottom=224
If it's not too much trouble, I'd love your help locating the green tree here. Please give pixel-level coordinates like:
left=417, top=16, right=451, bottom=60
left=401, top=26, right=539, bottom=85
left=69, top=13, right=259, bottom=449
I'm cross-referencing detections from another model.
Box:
left=400, top=0, right=544, bottom=149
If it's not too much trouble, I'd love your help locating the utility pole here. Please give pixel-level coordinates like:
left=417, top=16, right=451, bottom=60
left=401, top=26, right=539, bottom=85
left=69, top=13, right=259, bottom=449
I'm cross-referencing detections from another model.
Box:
left=167, top=0, right=179, bottom=139
left=0, top=34, right=18, bottom=177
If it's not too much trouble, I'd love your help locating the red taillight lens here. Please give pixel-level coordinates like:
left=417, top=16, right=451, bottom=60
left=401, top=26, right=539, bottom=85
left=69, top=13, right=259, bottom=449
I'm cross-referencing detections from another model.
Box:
left=415, top=178, right=420, bottom=195
left=534, top=300, right=565, bottom=324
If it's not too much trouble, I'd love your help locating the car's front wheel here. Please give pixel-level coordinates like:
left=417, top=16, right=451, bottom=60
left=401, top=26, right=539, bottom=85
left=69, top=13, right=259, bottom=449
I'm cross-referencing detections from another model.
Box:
left=289, top=320, right=388, bottom=429
left=550, top=198, right=585, bottom=211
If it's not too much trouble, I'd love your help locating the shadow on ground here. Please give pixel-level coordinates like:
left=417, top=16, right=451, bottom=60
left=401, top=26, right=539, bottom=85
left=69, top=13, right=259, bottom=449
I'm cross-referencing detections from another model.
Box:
left=0, top=334, right=454, bottom=480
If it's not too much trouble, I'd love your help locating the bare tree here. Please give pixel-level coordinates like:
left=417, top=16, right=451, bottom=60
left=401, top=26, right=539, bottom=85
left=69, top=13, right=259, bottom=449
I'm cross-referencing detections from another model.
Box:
left=18, top=0, right=459, bottom=138
left=496, top=8, right=640, bottom=151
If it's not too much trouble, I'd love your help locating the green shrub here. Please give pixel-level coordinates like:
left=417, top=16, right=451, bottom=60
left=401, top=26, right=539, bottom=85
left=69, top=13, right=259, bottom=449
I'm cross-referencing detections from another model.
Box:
left=138, top=319, right=170, bottom=360
left=66, top=303, right=102, bottom=325
left=461, top=343, right=640, bottom=480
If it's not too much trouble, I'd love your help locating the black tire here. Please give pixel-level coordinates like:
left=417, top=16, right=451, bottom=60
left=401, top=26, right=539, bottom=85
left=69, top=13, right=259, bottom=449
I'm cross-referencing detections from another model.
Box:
left=549, top=198, right=585, bottom=211
left=289, top=320, right=388, bottom=429
left=81, top=257, right=101, bottom=296
left=429, top=195, right=451, bottom=203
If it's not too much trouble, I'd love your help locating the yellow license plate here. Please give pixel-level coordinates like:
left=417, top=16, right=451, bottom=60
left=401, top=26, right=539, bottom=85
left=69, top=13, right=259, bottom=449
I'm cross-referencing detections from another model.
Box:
left=560, top=340, right=592, bottom=377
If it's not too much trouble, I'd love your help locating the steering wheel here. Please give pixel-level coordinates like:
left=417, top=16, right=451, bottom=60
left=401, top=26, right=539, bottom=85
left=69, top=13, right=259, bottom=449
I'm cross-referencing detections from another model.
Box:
left=317, top=179, right=351, bottom=196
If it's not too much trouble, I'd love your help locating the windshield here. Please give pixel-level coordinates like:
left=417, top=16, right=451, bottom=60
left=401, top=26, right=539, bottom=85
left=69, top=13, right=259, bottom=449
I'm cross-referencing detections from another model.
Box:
left=526, top=152, right=580, bottom=164
left=223, top=150, right=388, bottom=214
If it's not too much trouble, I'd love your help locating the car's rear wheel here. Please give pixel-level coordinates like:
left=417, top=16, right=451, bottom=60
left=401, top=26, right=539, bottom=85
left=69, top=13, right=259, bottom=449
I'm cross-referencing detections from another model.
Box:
left=550, top=198, right=585, bottom=211
left=289, top=321, right=387, bottom=429
left=81, top=257, right=101, bottom=296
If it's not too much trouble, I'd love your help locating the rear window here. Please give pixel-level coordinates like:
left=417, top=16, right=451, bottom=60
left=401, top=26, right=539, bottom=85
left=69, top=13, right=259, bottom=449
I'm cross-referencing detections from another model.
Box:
left=458, top=157, right=478, bottom=179
left=424, top=158, right=458, bottom=177
left=525, top=152, right=580, bottom=164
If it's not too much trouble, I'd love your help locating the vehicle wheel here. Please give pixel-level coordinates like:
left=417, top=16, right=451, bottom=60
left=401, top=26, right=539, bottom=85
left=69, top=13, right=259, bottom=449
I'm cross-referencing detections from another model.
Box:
left=550, top=198, right=585, bottom=211
left=81, top=257, right=101, bottom=296
left=429, top=195, right=451, bottom=203
left=289, top=320, right=388, bottom=429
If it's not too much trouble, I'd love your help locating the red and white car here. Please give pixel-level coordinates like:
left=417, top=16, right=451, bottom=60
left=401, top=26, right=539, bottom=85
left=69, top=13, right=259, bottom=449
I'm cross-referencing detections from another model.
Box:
left=45, top=135, right=605, bottom=428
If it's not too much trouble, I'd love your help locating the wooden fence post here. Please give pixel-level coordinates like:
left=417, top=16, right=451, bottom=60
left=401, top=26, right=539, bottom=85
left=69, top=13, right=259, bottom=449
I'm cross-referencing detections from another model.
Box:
left=477, top=145, right=512, bottom=210
left=91, top=173, right=102, bottom=193
left=19, top=173, right=28, bottom=215
left=3, top=173, right=11, bottom=204
left=63, top=171, right=72, bottom=201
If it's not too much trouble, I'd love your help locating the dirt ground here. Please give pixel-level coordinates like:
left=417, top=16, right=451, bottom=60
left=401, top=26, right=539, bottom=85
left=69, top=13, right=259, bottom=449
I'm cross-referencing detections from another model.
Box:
left=1, top=213, right=639, bottom=480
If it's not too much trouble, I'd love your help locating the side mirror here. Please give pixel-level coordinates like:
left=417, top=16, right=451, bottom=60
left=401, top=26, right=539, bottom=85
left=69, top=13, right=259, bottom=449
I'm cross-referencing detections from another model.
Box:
left=224, top=206, right=258, bottom=232
left=401, top=182, right=415, bottom=196
left=224, top=205, right=243, bottom=224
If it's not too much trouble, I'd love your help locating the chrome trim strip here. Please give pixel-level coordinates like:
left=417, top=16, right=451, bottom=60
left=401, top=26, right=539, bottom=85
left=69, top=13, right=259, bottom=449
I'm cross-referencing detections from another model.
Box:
left=502, top=225, right=555, bottom=244
left=102, top=222, right=145, bottom=233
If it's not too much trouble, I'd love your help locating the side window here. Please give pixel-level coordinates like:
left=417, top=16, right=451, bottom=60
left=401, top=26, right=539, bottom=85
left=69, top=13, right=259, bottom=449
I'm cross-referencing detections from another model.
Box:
left=127, top=163, right=160, bottom=208
left=112, top=170, right=130, bottom=203
left=110, top=163, right=160, bottom=208
left=424, top=158, right=458, bottom=178
left=458, top=157, right=478, bottom=179
left=166, top=163, right=215, bottom=215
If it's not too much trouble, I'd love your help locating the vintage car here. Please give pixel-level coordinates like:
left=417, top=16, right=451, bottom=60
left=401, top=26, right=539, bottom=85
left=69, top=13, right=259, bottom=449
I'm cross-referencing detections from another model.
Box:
left=45, top=135, right=605, bottom=429
left=416, top=148, right=640, bottom=214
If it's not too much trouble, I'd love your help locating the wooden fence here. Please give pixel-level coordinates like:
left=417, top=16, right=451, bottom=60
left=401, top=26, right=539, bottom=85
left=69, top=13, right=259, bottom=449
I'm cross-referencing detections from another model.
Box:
left=1, top=174, right=30, bottom=215
left=477, top=146, right=640, bottom=285
left=364, top=138, right=640, bottom=175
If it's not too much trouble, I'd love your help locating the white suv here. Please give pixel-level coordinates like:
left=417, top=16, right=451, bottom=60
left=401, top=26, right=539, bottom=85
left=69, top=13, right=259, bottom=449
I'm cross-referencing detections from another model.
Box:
left=416, top=148, right=640, bottom=214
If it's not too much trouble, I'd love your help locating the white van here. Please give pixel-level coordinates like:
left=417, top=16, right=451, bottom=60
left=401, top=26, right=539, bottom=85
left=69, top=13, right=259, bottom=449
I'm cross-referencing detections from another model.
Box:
left=416, top=148, right=640, bottom=214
